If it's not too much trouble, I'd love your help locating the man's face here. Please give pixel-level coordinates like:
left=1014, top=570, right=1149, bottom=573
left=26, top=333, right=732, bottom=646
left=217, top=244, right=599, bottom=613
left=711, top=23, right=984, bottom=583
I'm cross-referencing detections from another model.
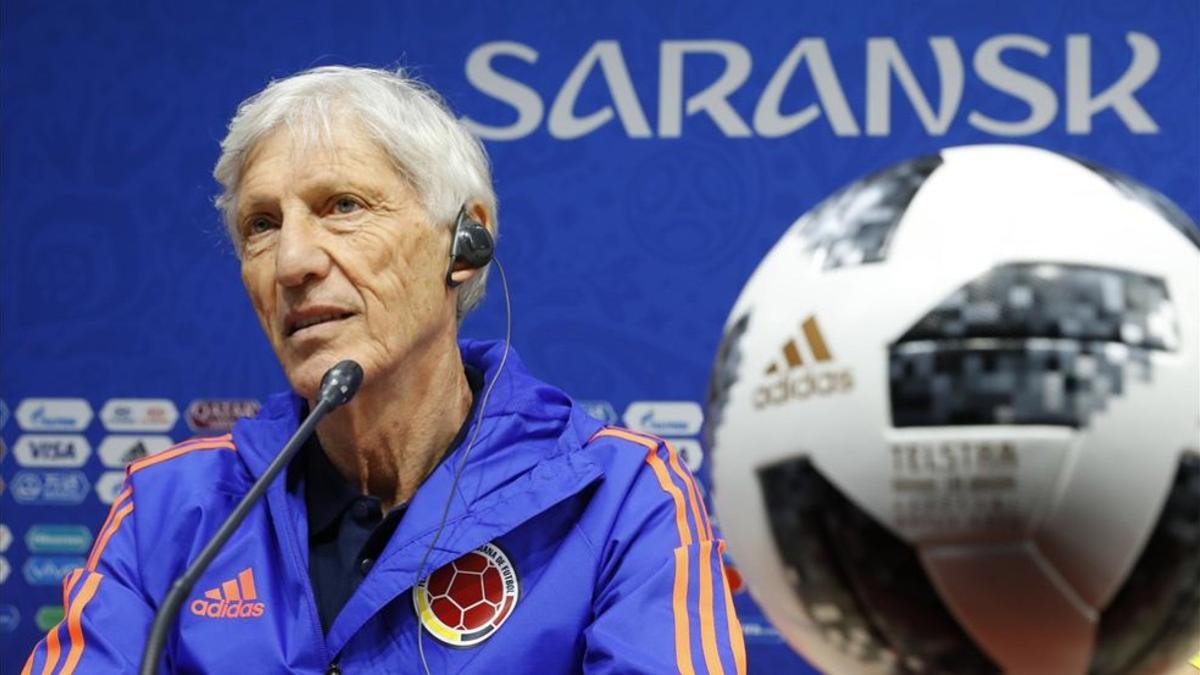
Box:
left=235, top=118, right=455, bottom=399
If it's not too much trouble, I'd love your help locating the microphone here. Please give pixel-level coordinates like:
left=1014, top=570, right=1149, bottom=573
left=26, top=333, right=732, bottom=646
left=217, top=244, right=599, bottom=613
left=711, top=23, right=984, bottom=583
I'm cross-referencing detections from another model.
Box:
left=139, top=360, right=363, bottom=675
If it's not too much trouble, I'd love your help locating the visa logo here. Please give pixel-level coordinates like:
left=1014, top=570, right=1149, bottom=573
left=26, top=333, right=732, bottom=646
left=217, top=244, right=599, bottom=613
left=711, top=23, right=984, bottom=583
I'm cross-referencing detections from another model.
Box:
left=14, top=435, right=91, bottom=468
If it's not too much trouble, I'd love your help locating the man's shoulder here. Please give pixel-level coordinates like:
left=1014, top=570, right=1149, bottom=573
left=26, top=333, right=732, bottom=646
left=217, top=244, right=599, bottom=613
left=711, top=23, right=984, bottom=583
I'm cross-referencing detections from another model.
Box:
left=581, top=426, right=705, bottom=516
left=122, top=433, right=246, bottom=495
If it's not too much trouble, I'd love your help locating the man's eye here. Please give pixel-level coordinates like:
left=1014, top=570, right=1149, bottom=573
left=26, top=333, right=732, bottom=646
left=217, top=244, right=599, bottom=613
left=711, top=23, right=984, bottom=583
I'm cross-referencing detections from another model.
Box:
left=332, top=197, right=361, bottom=215
left=247, top=217, right=275, bottom=235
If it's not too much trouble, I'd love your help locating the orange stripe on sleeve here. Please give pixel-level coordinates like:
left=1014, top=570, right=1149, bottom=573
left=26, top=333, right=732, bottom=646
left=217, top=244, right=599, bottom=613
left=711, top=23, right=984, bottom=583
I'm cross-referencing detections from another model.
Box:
left=20, top=652, right=35, bottom=675
left=672, top=547, right=697, bottom=675
left=697, top=541, right=725, bottom=675
left=718, top=542, right=748, bottom=675
left=593, top=428, right=696, bottom=546
left=126, top=434, right=234, bottom=476
left=92, top=487, right=131, bottom=553
left=39, top=627, right=61, bottom=675
left=665, top=441, right=713, bottom=543
left=87, top=501, right=134, bottom=570
left=60, top=573, right=103, bottom=675
left=40, top=570, right=83, bottom=675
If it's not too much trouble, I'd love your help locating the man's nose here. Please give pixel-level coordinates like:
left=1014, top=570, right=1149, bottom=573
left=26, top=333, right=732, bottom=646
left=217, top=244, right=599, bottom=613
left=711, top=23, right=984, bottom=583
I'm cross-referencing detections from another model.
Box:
left=274, top=210, right=331, bottom=288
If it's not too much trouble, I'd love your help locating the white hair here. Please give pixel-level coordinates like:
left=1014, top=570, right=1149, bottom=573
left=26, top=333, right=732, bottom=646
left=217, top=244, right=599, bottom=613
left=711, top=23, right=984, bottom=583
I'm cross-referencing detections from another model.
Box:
left=213, top=65, right=497, bottom=317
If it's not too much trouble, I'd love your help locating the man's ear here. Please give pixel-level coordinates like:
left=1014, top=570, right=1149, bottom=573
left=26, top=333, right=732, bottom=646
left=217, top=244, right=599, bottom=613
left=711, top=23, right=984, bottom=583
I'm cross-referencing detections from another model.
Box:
left=448, top=201, right=494, bottom=287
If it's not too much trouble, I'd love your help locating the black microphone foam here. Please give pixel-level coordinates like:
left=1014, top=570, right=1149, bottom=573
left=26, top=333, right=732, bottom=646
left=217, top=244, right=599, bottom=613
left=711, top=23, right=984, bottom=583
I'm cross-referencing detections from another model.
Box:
left=319, top=360, right=364, bottom=407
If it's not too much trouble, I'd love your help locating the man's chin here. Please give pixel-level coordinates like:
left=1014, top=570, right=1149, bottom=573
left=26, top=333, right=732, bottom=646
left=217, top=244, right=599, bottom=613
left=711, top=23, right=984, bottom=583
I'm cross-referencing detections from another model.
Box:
left=283, top=358, right=341, bottom=402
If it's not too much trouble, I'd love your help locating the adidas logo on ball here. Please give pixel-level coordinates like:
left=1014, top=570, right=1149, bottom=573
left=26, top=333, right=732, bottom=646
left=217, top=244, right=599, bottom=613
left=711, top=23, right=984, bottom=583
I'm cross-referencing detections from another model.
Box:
left=754, top=316, right=854, bottom=409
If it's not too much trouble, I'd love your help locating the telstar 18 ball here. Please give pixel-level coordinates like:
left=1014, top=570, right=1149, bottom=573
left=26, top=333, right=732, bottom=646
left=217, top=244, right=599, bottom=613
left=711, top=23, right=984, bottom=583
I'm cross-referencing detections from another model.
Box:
left=706, top=145, right=1199, bottom=675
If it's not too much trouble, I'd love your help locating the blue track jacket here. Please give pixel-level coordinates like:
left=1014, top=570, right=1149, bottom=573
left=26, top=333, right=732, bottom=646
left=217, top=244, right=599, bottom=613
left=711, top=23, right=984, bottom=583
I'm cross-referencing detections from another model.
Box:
left=23, top=340, right=746, bottom=674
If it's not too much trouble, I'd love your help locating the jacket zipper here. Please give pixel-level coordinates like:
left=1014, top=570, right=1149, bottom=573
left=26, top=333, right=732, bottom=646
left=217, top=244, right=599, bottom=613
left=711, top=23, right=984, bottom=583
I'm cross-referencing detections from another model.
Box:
left=266, top=477, right=338, bottom=670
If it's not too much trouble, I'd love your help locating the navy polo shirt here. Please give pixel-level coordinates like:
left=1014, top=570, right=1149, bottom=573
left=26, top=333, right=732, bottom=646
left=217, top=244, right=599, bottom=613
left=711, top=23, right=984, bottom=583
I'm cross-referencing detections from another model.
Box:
left=299, top=367, right=482, bottom=634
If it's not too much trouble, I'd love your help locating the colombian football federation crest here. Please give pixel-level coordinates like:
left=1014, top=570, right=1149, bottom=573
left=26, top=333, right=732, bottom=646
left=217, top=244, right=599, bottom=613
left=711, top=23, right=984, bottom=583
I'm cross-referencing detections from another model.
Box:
left=413, top=542, right=519, bottom=647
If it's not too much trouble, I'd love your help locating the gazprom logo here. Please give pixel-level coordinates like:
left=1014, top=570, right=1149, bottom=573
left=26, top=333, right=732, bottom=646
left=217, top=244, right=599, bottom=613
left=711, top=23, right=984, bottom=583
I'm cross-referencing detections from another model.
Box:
left=624, top=401, right=704, bottom=436
left=23, top=556, right=85, bottom=586
left=10, top=471, right=91, bottom=505
left=15, top=399, right=92, bottom=432
left=25, top=525, right=93, bottom=554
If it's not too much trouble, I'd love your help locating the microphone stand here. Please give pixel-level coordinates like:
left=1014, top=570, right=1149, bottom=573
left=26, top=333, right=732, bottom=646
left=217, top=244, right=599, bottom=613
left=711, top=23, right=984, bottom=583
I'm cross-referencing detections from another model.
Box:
left=139, top=361, right=362, bottom=675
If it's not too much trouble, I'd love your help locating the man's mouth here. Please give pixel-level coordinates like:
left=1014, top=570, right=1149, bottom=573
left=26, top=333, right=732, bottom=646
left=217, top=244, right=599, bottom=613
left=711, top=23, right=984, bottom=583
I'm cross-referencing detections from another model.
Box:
left=285, top=310, right=355, bottom=337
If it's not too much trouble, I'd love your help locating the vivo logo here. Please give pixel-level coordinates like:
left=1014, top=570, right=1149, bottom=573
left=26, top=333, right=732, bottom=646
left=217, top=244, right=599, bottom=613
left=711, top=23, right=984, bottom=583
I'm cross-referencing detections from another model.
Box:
left=14, top=435, right=91, bottom=468
left=15, top=399, right=92, bottom=432
left=22, top=556, right=85, bottom=586
left=10, top=471, right=91, bottom=505
left=463, top=33, right=1159, bottom=140
left=624, top=401, right=704, bottom=436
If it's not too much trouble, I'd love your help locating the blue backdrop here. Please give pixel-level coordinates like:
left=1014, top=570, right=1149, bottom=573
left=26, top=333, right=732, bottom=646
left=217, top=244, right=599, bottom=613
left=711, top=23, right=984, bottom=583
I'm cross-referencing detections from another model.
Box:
left=2, top=1, right=1197, bottom=672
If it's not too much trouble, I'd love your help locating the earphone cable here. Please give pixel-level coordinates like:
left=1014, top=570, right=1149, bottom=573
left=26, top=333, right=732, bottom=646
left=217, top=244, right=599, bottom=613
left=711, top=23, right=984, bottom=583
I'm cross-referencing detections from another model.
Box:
left=416, top=257, right=511, bottom=675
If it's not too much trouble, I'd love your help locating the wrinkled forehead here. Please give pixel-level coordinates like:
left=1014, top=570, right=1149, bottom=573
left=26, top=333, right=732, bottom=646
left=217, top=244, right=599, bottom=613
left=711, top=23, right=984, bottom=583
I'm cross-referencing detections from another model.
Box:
left=234, top=114, right=413, bottom=210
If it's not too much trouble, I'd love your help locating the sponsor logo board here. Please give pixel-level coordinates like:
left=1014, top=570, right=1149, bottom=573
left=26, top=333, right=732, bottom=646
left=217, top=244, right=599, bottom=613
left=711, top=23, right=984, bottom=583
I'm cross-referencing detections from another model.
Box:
left=95, top=471, right=126, bottom=505
left=666, top=438, right=704, bottom=473
left=186, top=399, right=259, bottom=433
left=101, top=398, right=178, bottom=432
left=35, top=605, right=64, bottom=632
left=0, top=556, right=9, bottom=584
left=98, top=435, right=174, bottom=468
left=11, top=471, right=91, bottom=505
left=16, top=399, right=92, bottom=432
left=13, top=434, right=91, bottom=468
left=578, top=400, right=619, bottom=425
left=25, top=525, right=93, bottom=554
left=624, top=401, right=704, bottom=436
left=190, top=568, right=266, bottom=619
left=0, top=604, right=18, bottom=633
left=23, top=556, right=85, bottom=586
left=0, top=525, right=10, bottom=553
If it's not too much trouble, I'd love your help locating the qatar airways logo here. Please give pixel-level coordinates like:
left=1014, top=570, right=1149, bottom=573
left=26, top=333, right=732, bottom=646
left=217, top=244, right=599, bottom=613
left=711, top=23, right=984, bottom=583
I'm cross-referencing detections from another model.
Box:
left=462, top=33, right=1160, bottom=140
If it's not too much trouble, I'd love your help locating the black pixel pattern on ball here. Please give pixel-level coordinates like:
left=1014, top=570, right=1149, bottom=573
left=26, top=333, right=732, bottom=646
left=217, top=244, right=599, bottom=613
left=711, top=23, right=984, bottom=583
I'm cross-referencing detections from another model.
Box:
left=1089, top=451, right=1200, bottom=675
left=705, top=311, right=751, bottom=450
left=889, top=264, right=1176, bottom=428
left=1071, top=158, right=1200, bottom=249
left=758, top=457, right=999, bottom=675
left=791, top=154, right=942, bottom=270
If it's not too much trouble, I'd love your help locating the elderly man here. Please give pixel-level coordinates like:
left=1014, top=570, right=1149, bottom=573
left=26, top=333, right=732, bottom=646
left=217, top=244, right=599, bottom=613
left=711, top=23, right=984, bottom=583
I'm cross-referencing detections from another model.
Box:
left=23, top=66, right=745, bottom=674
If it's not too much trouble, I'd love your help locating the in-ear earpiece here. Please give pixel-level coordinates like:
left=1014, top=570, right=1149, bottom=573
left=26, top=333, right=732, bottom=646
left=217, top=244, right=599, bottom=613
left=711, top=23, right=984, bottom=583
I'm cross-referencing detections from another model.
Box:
left=446, top=205, right=495, bottom=288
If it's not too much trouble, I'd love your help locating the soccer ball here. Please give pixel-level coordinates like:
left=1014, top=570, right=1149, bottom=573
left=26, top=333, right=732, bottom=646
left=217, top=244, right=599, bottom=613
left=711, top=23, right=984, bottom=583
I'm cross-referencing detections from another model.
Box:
left=706, top=145, right=1200, bottom=674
